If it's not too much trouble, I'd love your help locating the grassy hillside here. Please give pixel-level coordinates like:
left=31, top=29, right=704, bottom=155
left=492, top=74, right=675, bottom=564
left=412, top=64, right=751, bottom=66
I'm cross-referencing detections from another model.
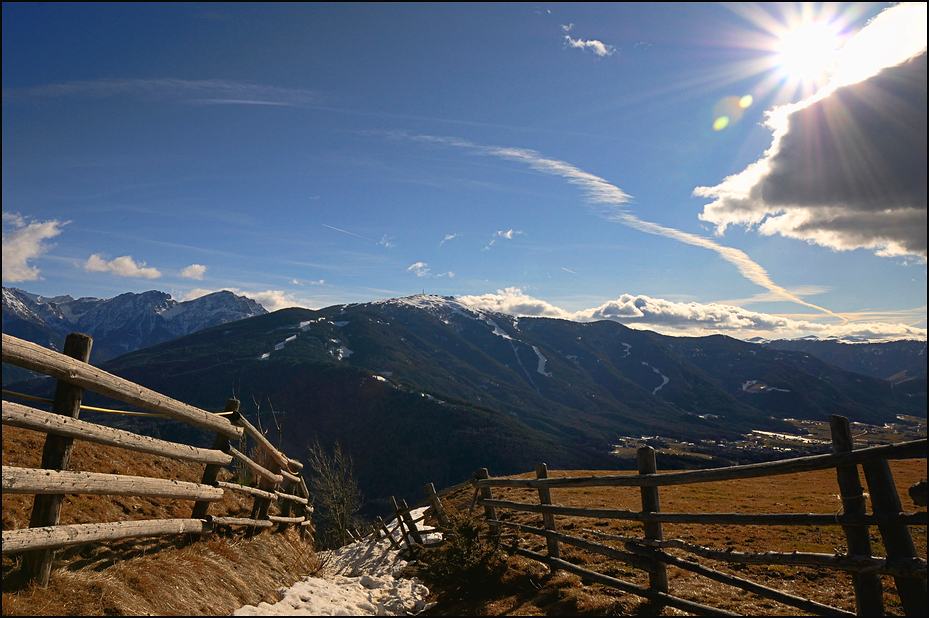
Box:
left=1, top=425, right=317, bottom=616
left=3, top=420, right=925, bottom=615
left=411, top=459, right=927, bottom=616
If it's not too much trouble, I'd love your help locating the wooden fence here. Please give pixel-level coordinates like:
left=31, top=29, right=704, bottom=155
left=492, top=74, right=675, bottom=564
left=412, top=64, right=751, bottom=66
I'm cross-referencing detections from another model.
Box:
left=1, top=332, right=312, bottom=587
left=376, top=417, right=927, bottom=616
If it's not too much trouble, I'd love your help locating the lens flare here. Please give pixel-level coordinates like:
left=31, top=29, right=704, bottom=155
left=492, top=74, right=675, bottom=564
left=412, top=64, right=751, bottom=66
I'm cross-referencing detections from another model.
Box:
left=712, top=95, right=752, bottom=131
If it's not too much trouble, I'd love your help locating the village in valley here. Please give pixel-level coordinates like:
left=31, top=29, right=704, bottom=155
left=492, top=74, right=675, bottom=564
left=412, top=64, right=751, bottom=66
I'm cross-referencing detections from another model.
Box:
left=611, top=414, right=928, bottom=466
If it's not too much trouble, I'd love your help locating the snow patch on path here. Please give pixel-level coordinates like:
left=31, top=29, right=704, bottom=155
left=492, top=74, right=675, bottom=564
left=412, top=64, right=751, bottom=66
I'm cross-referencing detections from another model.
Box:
left=230, top=539, right=430, bottom=616
left=232, top=509, right=435, bottom=616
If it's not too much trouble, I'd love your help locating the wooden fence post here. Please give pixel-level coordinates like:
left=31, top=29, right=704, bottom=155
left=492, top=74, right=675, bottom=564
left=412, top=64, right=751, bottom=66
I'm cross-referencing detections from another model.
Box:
left=400, top=498, right=424, bottom=545
left=424, top=482, right=450, bottom=528
left=637, top=446, right=669, bottom=599
left=275, top=478, right=298, bottom=533
left=830, top=415, right=884, bottom=616
left=21, top=332, right=93, bottom=586
left=536, top=463, right=560, bottom=565
left=375, top=515, right=401, bottom=550
left=475, top=468, right=499, bottom=537
left=390, top=496, right=413, bottom=549
left=190, top=399, right=239, bottom=523
left=862, top=457, right=927, bottom=615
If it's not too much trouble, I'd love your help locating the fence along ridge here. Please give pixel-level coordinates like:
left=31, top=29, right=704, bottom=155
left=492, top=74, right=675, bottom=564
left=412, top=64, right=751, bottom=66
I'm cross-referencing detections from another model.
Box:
left=378, top=423, right=926, bottom=616
left=0, top=332, right=311, bottom=587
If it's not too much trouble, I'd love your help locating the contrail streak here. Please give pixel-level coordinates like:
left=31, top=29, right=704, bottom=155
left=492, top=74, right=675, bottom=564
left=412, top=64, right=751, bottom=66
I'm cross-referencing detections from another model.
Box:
left=321, top=223, right=372, bottom=241
left=414, top=134, right=845, bottom=322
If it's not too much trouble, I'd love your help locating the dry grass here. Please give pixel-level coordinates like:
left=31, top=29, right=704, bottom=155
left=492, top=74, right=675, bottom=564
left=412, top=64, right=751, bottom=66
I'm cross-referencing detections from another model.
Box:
left=3, top=421, right=926, bottom=616
left=417, top=459, right=927, bottom=616
left=2, top=425, right=319, bottom=616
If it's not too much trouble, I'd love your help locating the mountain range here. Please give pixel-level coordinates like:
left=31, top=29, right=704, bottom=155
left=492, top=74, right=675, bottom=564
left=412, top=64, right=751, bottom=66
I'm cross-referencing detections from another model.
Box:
left=1, top=286, right=266, bottom=384
left=763, top=338, right=927, bottom=384
left=8, top=294, right=922, bottom=511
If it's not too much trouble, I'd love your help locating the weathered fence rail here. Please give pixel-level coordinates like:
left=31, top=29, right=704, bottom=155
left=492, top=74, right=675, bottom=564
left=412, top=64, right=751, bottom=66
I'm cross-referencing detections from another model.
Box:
left=379, top=416, right=927, bottom=616
left=1, top=332, right=312, bottom=587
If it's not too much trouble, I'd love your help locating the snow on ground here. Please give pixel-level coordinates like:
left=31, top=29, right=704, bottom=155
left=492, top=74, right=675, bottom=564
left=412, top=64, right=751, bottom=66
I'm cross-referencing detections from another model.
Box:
left=231, top=509, right=436, bottom=616
left=532, top=345, right=552, bottom=377
left=641, top=362, right=670, bottom=395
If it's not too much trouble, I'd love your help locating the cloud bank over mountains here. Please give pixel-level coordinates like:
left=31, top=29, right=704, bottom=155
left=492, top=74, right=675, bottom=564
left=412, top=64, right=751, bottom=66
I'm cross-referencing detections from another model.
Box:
left=459, top=287, right=926, bottom=341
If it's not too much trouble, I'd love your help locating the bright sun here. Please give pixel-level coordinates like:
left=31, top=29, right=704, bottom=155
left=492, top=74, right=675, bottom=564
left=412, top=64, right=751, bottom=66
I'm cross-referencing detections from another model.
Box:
left=775, top=21, right=841, bottom=84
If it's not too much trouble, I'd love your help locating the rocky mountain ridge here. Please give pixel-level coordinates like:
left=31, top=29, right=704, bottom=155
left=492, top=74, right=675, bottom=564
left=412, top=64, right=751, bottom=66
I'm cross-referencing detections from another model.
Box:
left=2, top=286, right=266, bottom=367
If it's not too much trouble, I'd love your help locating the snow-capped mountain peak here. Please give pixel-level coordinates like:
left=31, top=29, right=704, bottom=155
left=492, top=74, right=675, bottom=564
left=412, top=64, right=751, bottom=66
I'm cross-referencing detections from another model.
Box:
left=2, top=286, right=267, bottom=363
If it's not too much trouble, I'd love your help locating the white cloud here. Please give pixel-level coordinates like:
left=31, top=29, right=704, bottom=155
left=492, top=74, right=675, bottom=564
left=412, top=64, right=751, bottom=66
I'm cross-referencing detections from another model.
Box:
left=84, top=254, right=161, bottom=278
left=439, top=233, right=460, bottom=246
left=179, top=264, right=207, bottom=280
left=1, top=213, right=67, bottom=282
left=458, top=288, right=926, bottom=341
left=696, top=3, right=928, bottom=259
left=250, top=290, right=306, bottom=312
left=407, top=262, right=431, bottom=277
left=564, top=35, right=615, bottom=57
left=378, top=234, right=396, bottom=249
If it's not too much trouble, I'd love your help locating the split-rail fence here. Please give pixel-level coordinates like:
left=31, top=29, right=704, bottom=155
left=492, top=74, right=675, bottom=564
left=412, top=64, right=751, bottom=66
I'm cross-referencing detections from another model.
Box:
left=377, top=418, right=927, bottom=616
left=1, top=332, right=312, bottom=587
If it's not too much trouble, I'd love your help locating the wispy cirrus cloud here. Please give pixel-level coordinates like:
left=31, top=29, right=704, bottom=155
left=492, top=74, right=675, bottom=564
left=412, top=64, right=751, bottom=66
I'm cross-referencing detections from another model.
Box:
left=407, top=262, right=453, bottom=278
left=378, top=235, right=396, bottom=249
left=1, top=212, right=67, bottom=282
left=439, top=233, right=460, bottom=246
left=410, top=134, right=844, bottom=322
left=407, top=262, right=430, bottom=277
left=484, top=229, right=525, bottom=250
left=85, top=254, right=162, bottom=279
left=2, top=78, right=327, bottom=107
left=459, top=288, right=926, bottom=341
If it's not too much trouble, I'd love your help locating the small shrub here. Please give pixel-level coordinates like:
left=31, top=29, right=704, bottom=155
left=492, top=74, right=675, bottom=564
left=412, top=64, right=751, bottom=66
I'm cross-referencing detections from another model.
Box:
left=416, top=509, right=508, bottom=587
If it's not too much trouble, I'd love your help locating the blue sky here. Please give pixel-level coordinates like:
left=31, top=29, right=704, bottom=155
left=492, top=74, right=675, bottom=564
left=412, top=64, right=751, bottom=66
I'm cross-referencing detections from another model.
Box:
left=3, top=3, right=926, bottom=341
